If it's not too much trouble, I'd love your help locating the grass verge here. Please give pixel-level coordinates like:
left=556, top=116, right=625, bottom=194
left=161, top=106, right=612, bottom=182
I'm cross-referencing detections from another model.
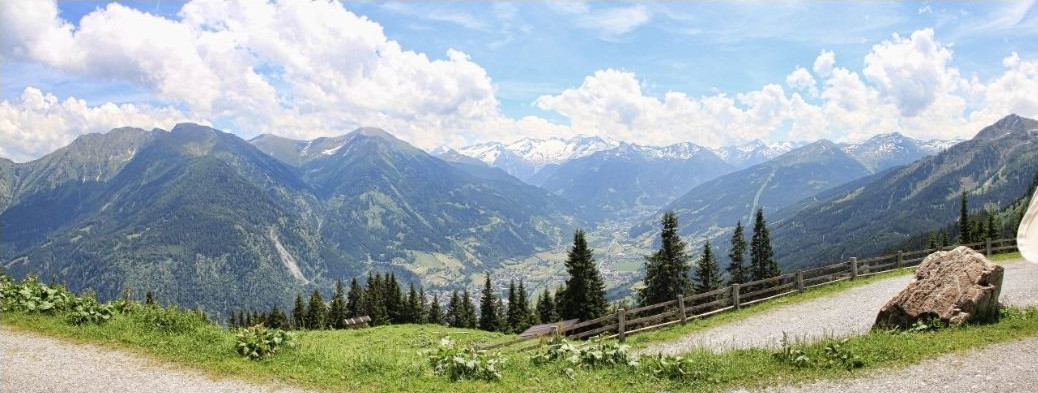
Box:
left=3, top=305, right=1036, bottom=393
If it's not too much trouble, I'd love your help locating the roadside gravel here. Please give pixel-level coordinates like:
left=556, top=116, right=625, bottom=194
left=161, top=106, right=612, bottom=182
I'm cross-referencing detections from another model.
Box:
left=737, top=336, right=1038, bottom=393
left=0, top=329, right=314, bottom=393
left=639, top=259, right=1038, bottom=355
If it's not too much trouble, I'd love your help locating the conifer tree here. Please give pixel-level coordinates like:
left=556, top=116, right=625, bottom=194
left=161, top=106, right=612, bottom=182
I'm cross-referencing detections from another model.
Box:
left=959, top=192, right=970, bottom=243
left=750, top=208, right=780, bottom=281
left=560, top=229, right=608, bottom=320
left=515, top=280, right=532, bottom=332
left=365, top=273, right=389, bottom=326
left=726, top=221, right=749, bottom=285
left=428, top=293, right=444, bottom=325
left=694, top=240, right=724, bottom=294
left=267, top=305, right=287, bottom=329
left=461, top=289, right=478, bottom=328
left=928, top=231, right=938, bottom=250
left=447, top=290, right=461, bottom=327
left=478, top=273, right=499, bottom=331
left=417, top=287, right=427, bottom=323
left=494, top=297, right=508, bottom=332
left=986, top=214, right=998, bottom=240
left=640, top=212, right=692, bottom=306
left=229, top=312, right=238, bottom=328
left=506, top=279, right=520, bottom=332
left=346, top=278, right=365, bottom=318
left=306, top=290, right=328, bottom=329
left=536, top=288, right=558, bottom=324
left=940, top=231, right=949, bottom=248
left=384, top=273, right=404, bottom=323
left=145, top=291, right=156, bottom=307
left=405, top=283, right=422, bottom=324
left=329, top=280, right=347, bottom=329
left=292, top=293, right=306, bottom=329
left=553, top=285, right=566, bottom=317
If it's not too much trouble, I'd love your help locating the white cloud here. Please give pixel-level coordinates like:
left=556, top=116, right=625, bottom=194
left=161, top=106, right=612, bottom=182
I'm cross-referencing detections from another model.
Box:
left=551, top=3, right=652, bottom=39
left=863, top=28, right=955, bottom=117
left=785, top=67, right=818, bottom=97
left=813, top=50, right=836, bottom=78
left=0, top=88, right=190, bottom=162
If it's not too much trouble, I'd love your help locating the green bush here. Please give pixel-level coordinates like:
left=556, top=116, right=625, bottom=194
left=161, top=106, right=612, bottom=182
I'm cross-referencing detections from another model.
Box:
left=0, top=275, right=76, bottom=313
left=136, top=305, right=210, bottom=333
left=531, top=337, right=638, bottom=368
left=773, top=334, right=863, bottom=370
left=66, top=296, right=114, bottom=325
left=428, top=337, right=504, bottom=382
left=642, top=354, right=718, bottom=382
left=235, top=324, right=295, bottom=361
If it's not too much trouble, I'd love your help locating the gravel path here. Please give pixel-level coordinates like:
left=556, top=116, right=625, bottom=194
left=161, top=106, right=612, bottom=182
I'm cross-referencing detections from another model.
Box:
left=0, top=329, right=314, bottom=393
left=640, top=259, right=1038, bottom=355
left=736, top=337, right=1038, bottom=393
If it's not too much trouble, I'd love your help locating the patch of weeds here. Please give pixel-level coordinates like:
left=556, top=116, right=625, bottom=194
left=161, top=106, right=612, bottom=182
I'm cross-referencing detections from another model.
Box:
left=642, top=353, right=720, bottom=382
left=235, top=324, right=295, bottom=361
left=427, top=337, right=504, bottom=382
left=773, top=333, right=863, bottom=371
left=530, top=336, right=638, bottom=368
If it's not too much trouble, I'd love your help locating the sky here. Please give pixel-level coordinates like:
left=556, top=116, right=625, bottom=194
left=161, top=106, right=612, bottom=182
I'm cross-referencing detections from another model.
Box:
left=1, top=0, right=1037, bottom=162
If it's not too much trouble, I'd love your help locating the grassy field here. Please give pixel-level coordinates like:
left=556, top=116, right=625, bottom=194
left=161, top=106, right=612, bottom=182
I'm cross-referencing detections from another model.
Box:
left=2, top=252, right=1031, bottom=392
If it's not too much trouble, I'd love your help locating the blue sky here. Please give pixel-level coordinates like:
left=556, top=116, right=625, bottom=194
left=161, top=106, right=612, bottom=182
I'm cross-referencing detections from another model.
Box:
left=1, top=1, right=1037, bottom=161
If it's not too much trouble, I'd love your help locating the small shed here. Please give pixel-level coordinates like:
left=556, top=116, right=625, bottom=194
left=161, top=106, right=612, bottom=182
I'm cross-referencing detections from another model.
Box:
left=518, top=319, right=578, bottom=338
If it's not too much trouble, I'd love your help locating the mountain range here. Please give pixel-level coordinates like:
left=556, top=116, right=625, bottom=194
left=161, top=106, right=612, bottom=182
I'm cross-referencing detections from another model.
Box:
left=0, top=115, right=1029, bottom=315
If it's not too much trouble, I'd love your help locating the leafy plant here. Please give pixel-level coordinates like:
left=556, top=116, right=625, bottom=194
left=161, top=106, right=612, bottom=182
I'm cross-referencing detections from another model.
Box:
left=0, top=275, right=76, bottom=314
left=66, top=296, right=114, bottom=325
left=138, top=305, right=210, bottom=333
left=642, top=353, right=719, bottom=382
left=531, top=336, right=637, bottom=368
left=773, top=332, right=811, bottom=368
left=235, top=324, right=295, bottom=361
left=428, top=337, right=503, bottom=382
left=820, top=339, right=864, bottom=370
left=773, top=334, right=863, bottom=371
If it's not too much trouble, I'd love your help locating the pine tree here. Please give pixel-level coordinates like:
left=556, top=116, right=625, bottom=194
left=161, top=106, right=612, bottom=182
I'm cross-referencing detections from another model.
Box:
left=726, top=221, right=749, bottom=285
left=560, top=229, right=608, bottom=320
left=494, top=297, right=508, bottom=332
left=366, top=273, right=389, bottom=326
left=384, top=273, right=404, bottom=323
left=928, top=231, right=938, bottom=250
left=461, top=289, right=478, bottom=328
left=553, top=285, right=566, bottom=318
left=694, top=240, right=724, bottom=294
left=959, top=191, right=970, bottom=243
left=750, top=208, right=780, bottom=281
left=986, top=214, right=998, bottom=240
left=346, top=277, right=365, bottom=318
left=329, top=280, right=348, bottom=329
left=506, top=279, right=520, bottom=332
left=478, top=273, right=499, bottom=331
left=940, top=231, right=949, bottom=248
left=447, top=290, right=462, bottom=327
left=428, top=294, right=444, bottom=325
left=639, top=212, right=692, bottom=306
left=267, top=305, right=287, bottom=329
left=405, top=283, right=422, bottom=324
left=292, top=293, right=306, bottom=329
left=306, top=290, right=328, bottom=329
left=417, top=287, right=427, bottom=324
left=515, top=280, right=532, bottom=333
left=229, top=312, right=238, bottom=328
left=145, top=291, right=156, bottom=307
left=536, top=288, right=558, bottom=324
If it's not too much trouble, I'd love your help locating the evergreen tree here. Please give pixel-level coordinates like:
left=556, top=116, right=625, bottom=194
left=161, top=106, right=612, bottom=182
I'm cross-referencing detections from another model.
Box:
left=560, top=229, right=609, bottom=320
left=405, top=283, right=422, bottom=324
left=694, top=241, right=724, bottom=294
left=959, top=191, right=970, bottom=243
left=461, top=289, right=478, bottom=328
left=329, top=280, right=348, bottom=329
left=145, top=291, right=156, bottom=307
left=346, top=278, right=365, bottom=318
left=536, top=288, right=558, bottom=324
left=973, top=219, right=985, bottom=243
left=427, top=294, right=444, bottom=325
left=494, top=297, right=508, bottom=332
left=478, top=273, right=499, bottom=331
left=515, top=280, right=532, bottom=333
left=267, top=305, right=287, bottom=329
left=940, top=231, right=949, bottom=248
left=505, top=279, right=520, bottom=332
left=640, top=212, right=692, bottom=306
left=292, top=293, right=306, bottom=329
left=306, top=290, right=328, bottom=329
left=726, top=221, right=749, bottom=285
left=928, top=231, right=938, bottom=250
left=366, top=273, right=389, bottom=325
left=553, top=285, right=566, bottom=318
left=986, top=214, right=998, bottom=240
left=229, top=312, right=238, bottom=328
left=244, top=312, right=253, bottom=326
left=750, top=208, right=780, bottom=281
left=417, top=287, right=427, bottom=324
left=384, top=273, right=404, bottom=323
left=447, top=290, right=462, bottom=327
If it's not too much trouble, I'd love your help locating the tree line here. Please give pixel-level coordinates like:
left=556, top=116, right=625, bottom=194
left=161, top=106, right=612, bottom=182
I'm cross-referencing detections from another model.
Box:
left=230, top=208, right=782, bottom=330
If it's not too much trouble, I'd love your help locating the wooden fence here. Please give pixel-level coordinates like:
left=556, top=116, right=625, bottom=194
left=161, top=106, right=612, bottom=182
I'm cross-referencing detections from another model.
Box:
left=479, top=237, right=1019, bottom=351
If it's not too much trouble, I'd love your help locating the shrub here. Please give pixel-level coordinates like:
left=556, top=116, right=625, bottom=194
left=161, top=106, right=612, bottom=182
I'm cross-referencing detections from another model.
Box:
left=428, top=337, right=503, bottom=382
left=642, top=354, right=718, bottom=382
left=773, top=334, right=863, bottom=371
left=235, top=324, right=295, bottom=361
left=66, top=296, right=114, bottom=325
left=531, top=337, right=637, bottom=368
left=773, top=333, right=811, bottom=368
left=0, top=275, right=76, bottom=313
left=136, top=305, right=210, bottom=334
left=820, top=339, right=864, bottom=370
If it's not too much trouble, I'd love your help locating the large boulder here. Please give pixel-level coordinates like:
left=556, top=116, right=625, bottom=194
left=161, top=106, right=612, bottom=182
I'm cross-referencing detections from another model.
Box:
left=874, top=246, right=1003, bottom=329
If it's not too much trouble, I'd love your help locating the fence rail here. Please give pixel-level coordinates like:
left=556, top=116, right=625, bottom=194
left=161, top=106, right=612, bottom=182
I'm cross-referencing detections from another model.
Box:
left=479, top=237, right=1019, bottom=351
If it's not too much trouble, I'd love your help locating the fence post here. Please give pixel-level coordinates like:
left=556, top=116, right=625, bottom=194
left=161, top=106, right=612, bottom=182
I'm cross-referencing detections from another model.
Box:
left=677, top=294, right=688, bottom=324
left=850, top=257, right=858, bottom=280
left=986, top=238, right=992, bottom=256
left=617, top=308, right=627, bottom=342
left=732, top=284, right=741, bottom=310
left=897, top=251, right=904, bottom=269
left=796, top=270, right=804, bottom=292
